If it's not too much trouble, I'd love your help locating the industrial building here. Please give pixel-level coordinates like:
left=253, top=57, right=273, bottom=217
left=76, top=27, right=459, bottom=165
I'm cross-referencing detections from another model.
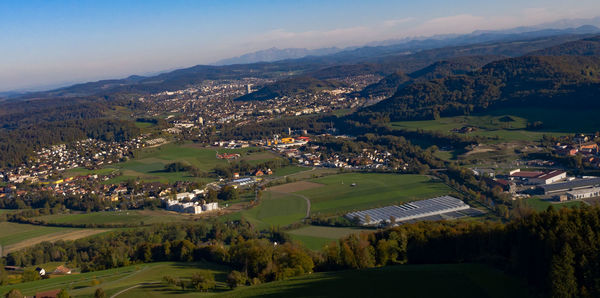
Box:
left=566, top=187, right=600, bottom=200
left=539, top=177, right=600, bottom=195
left=509, top=169, right=566, bottom=185
left=345, top=195, right=471, bottom=226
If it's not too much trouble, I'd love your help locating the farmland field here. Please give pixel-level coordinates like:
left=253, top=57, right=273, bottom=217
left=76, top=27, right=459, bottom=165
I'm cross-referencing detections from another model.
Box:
left=34, top=210, right=190, bottom=226
left=287, top=226, right=374, bottom=250
left=271, top=165, right=310, bottom=177
left=295, top=173, right=453, bottom=215
left=391, top=113, right=565, bottom=143
left=222, top=263, right=531, bottom=298
left=0, top=261, right=230, bottom=297
left=0, top=222, right=105, bottom=255
left=241, top=191, right=308, bottom=229
left=95, top=143, right=280, bottom=183
left=0, top=262, right=530, bottom=298
left=523, top=197, right=585, bottom=212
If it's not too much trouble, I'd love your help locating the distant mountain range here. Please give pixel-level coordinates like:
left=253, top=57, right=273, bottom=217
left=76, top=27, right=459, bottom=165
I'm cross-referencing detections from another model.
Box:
left=213, top=47, right=346, bottom=65
left=213, top=23, right=600, bottom=66
left=4, top=22, right=600, bottom=101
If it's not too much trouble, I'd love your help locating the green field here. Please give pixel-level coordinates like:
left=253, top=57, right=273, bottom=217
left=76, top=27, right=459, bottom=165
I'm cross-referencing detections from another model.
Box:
left=222, top=263, right=531, bottom=298
left=1, top=262, right=530, bottom=298
left=241, top=192, right=308, bottom=230
left=0, top=222, right=81, bottom=247
left=95, top=143, right=279, bottom=184
left=34, top=210, right=190, bottom=226
left=391, top=113, right=565, bottom=143
left=0, top=261, right=230, bottom=297
left=287, top=226, right=374, bottom=250
left=64, top=167, right=116, bottom=177
left=298, top=173, right=453, bottom=215
left=241, top=173, right=452, bottom=235
left=523, top=197, right=585, bottom=212
left=271, top=165, right=310, bottom=177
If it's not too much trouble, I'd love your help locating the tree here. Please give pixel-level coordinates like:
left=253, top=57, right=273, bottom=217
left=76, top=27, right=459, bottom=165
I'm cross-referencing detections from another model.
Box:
left=191, top=270, right=216, bottom=291
left=226, top=270, right=247, bottom=289
left=56, top=289, right=71, bottom=298
left=218, top=185, right=239, bottom=201
left=21, top=269, right=40, bottom=282
left=549, top=244, right=578, bottom=298
left=4, top=289, right=23, bottom=298
left=94, top=288, right=106, bottom=298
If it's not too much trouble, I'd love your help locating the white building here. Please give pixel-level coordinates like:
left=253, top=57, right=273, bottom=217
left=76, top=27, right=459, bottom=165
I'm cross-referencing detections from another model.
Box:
left=566, top=187, right=600, bottom=200
left=176, top=192, right=195, bottom=201
left=530, top=170, right=567, bottom=185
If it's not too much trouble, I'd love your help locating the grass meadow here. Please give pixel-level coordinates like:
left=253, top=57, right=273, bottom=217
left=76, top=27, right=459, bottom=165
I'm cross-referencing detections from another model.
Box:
left=222, top=263, right=531, bottom=298
left=298, top=173, right=453, bottom=215
left=69, top=143, right=280, bottom=184
left=34, top=210, right=190, bottom=226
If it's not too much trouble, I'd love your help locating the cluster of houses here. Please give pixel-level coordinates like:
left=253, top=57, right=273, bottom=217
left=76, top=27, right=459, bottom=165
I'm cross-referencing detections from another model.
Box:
left=140, top=73, right=377, bottom=136
left=0, top=138, right=147, bottom=184
left=276, top=143, right=404, bottom=170
left=553, top=135, right=600, bottom=166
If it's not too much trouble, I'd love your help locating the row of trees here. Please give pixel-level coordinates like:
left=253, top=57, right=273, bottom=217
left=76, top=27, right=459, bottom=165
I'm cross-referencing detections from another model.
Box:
left=8, top=206, right=600, bottom=296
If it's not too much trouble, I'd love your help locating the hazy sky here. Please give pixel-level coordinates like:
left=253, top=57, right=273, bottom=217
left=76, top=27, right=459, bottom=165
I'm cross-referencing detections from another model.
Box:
left=1, top=0, right=599, bottom=92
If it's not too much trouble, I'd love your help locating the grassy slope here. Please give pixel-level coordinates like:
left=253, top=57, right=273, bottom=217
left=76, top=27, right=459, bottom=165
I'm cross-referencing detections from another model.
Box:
left=1, top=262, right=531, bottom=298
left=68, top=143, right=279, bottom=184
left=222, top=263, right=531, bottom=298
left=34, top=210, right=189, bottom=226
left=241, top=191, right=308, bottom=230
left=0, top=262, right=230, bottom=297
left=523, top=197, right=585, bottom=212
left=391, top=113, right=564, bottom=143
left=0, top=222, right=81, bottom=247
left=298, top=173, right=452, bottom=215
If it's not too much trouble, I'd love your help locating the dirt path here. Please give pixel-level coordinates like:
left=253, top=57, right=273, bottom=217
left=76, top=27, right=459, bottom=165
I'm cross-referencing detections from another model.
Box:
left=110, top=284, right=141, bottom=298
left=4, top=229, right=108, bottom=255
left=292, top=193, right=311, bottom=218
left=269, top=190, right=311, bottom=218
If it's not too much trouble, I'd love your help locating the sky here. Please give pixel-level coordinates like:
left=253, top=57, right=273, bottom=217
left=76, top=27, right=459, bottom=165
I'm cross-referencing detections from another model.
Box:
left=1, top=0, right=599, bottom=92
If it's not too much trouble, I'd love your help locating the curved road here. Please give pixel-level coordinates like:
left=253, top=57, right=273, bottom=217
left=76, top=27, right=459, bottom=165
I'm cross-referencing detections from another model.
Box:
left=291, top=193, right=311, bottom=218
left=110, top=282, right=159, bottom=298
left=270, top=191, right=311, bottom=218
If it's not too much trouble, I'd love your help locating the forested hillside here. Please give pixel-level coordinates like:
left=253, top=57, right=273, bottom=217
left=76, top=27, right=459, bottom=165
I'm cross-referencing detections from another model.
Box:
left=355, top=55, right=504, bottom=99
left=354, top=54, right=600, bottom=122
left=0, top=95, right=140, bottom=168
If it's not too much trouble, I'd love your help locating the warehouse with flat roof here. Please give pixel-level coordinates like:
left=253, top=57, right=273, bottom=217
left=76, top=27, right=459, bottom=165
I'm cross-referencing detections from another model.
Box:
left=567, top=187, right=600, bottom=200
left=345, top=195, right=470, bottom=226
left=538, top=177, right=600, bottom=195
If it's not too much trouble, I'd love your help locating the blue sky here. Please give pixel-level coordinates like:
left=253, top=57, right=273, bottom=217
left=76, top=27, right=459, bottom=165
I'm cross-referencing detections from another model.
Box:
left=1, top=0, right=599, bottom=92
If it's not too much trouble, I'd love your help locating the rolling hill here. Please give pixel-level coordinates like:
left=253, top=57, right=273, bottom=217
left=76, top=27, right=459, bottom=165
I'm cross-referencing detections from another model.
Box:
left=354, top=52, right=600, bottom=122
left=8, top=30, right=598, bottom=101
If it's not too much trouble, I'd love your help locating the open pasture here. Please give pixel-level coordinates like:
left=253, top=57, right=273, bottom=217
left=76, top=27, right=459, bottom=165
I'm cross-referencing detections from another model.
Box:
left=523, top=197, right=585, bottom=212
left=222, top=263, right=531, bottom=298
left=296, top=173, right=453, bottom=215
left=268, top=181, right=323, bottom=193
left=0, top=222, right=105, bottom=255
left=241, top=191, right=308, bottom=229
left=0, top=261, right=230, bottom=297
left=391, top=113, right=566, bottom=143
left=97, top=143, right=279, bottom=183
left=34, top=210, right=190, bottom=226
